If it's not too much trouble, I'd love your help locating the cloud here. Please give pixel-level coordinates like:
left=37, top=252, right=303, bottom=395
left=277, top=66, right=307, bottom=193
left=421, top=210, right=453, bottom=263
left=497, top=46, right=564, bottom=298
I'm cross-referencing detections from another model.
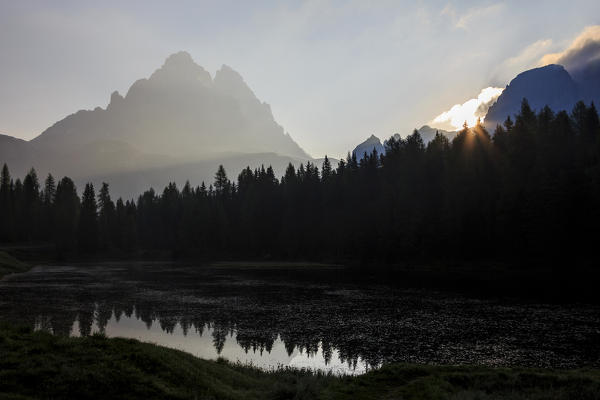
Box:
left=441, top=3, right=503, bottom=30
left=539, top=25, right=600, bottom=71
left=494, top=39, right=554, bottom=82
left=434, top=26, right=600, bottom=134
left=432, top=87, right=503, bottom=130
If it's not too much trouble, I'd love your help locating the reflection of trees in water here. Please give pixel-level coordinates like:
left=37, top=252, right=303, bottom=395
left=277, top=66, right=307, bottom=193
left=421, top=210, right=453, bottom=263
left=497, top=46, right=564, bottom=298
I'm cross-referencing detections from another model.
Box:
left=236, top=328, right=276, bottom=355
left=135, top=305, right=154, bottom=330
left=5, top=267, right=596, bottom=371
left=159, top=317, right=178, bottom=334
left=20, top=298, right=372, bottom=369
left=211, top=324, right=228, bottom=355
left=78, top=306, right=94, bottom=336
left=32, top=311, right=79, bottom=336
left=95, top=301, right=113, bottom=333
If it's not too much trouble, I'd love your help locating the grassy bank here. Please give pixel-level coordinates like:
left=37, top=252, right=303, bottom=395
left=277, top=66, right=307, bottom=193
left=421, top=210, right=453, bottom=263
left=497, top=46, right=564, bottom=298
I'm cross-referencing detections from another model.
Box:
left=0, top=251, right=30, bottom=279
left=0, top=325, right=598, bottom=400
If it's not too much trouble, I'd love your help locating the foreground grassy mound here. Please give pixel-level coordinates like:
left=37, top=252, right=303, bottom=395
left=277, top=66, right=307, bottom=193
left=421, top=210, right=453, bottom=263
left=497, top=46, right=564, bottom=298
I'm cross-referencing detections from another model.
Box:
left=0, top=252, right=29, bottom=279
left=0, top=326, right=598, bottom=400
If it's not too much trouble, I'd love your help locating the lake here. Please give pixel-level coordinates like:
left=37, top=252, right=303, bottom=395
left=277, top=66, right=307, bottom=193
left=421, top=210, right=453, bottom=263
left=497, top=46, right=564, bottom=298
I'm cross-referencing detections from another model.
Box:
left=0, top=262, right=598, bottom=374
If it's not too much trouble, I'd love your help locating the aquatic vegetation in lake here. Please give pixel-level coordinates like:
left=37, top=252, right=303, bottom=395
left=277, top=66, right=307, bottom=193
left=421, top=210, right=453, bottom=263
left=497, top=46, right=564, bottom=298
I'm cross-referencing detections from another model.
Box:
left=0, top=263, right=598, bottom=373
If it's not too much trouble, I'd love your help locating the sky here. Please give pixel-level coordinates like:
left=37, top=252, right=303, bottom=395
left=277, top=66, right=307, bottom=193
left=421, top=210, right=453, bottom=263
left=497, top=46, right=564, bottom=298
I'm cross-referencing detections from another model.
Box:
left=1, top=1, right=599, bottom=159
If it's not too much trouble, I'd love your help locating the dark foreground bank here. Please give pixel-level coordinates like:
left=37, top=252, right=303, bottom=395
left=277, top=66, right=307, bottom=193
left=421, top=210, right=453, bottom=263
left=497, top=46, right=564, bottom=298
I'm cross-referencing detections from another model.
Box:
left=0, top=251, right=29, bottom=279
left=0, top=325, right=598, bottom=400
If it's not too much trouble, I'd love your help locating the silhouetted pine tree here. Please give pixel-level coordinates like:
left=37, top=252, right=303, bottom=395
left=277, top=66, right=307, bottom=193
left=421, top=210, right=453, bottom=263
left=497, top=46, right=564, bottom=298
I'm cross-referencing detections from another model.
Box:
left=54, top=177, right=79, bottom=254
left=214, top=165, right=230, bottom=197
left=321, top=156, right=332, bottom=181
left=1, top=98, right=599, bottom=265
left=22, top=168, right=41, bottom=241
left=0, top=164, right=12, bottom=241
left=97, top=182, right=115, bottom=251
left=78, top=183, right=98, bottom=253
left=40, top=174, right=56, bottom=239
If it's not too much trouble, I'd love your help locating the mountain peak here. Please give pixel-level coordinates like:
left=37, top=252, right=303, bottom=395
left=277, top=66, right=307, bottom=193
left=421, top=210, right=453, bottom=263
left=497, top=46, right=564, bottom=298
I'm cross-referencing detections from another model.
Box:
left=217, top=64, right=243, bottom=78
left=418, top=124, right=455, bottom=134
left=26, top=51, right=310, bottom=172
left=511, top=64, right=568, bottom=82
left=164, top=51, right=194, bottom=66
left=484, top=63, right=579, bottom=129
left=214, top=64, right=249, bottom=90
left=107, top=91, right=124, bottom=110
left=353, top=134, right=384, bottom=159
left=214, top=63, right=260, bottom=107
left=149, top=51, right=212, bottom=86
left=417, top=125, right=457, bottom=143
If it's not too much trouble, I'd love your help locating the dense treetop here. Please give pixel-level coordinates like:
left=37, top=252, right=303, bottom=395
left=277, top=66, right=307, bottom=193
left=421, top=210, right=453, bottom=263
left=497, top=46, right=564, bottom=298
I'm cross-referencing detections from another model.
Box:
left=1, top=99, right=599, bottom=264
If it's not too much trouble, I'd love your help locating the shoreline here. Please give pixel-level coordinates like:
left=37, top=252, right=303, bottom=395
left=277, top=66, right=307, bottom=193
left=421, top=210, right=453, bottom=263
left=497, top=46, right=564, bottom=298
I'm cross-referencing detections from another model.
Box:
left=1, top=324, right=598, bottom=399
left=0, top=251, right=32, bottom=280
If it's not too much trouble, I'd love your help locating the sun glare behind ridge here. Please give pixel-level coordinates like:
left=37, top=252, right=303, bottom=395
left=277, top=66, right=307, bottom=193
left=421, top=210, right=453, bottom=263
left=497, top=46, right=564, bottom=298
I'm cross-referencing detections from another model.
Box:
left=432, top=87, right=504, bottom=130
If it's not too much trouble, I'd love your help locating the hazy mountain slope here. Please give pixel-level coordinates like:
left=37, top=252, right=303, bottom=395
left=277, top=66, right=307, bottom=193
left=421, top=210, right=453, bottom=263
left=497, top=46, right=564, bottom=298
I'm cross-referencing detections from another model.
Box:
left=0, top=52, right=314, bottom=197
left=416, top=125, right=456, bottom=143
left=30, top=52, right=309, bottom=160
left=82, top=152, right=317, bottom=200
left=0, top=135, right=33, bottom=172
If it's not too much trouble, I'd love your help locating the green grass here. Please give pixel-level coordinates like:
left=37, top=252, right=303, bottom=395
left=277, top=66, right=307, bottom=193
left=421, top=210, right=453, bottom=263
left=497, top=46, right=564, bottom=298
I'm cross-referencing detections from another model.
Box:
left=0, top=325, right=599, bottom=399
left=0, top=252, right=30, bottom=279
left=319, top=364, right=600, bottom=400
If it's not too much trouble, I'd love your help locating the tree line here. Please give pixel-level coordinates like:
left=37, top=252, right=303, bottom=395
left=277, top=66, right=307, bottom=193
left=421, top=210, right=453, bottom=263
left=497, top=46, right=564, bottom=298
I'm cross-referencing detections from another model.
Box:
left=1, top=99, right=599, bottom=265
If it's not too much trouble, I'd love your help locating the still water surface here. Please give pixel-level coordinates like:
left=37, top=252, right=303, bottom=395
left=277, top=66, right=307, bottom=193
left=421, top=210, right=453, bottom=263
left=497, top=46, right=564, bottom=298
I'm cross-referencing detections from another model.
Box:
left=61, top=311, right=367, bottom=374
left=1, top=262, right=599, bottom=374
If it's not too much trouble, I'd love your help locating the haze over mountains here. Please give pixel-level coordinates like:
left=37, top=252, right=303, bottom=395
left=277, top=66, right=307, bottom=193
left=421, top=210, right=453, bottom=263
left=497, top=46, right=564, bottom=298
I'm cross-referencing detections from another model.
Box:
left=3, top=47, right=600, bottom=197
left=0, top=52, right=312, bottom=198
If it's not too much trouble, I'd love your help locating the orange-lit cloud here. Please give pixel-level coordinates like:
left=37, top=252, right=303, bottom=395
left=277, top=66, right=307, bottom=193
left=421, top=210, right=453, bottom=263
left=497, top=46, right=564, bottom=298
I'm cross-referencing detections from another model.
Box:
left=432, top=87, right=504, bottom=130
left=539, top=25, right=600, bottom=71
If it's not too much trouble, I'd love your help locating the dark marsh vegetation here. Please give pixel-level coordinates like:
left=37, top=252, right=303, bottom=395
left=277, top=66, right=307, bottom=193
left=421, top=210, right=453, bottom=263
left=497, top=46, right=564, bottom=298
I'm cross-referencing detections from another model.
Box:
left=1, top=263, right=598, bottom=372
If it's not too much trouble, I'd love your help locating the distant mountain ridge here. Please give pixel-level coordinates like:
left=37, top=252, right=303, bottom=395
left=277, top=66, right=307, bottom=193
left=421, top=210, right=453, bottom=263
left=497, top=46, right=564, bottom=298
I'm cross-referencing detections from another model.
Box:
left=0, top=52, right=313, bottom=198
left=30, top=52, right=309, bottom=160
left=6, top=53, right=599, bottom=198
left=414, top=125, right=456, bottom=143
left=485, top=63, right=600, bottom=129
left=352, top=135, right=385, bottom=159
left=352, top=126, right=456, bottom=160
